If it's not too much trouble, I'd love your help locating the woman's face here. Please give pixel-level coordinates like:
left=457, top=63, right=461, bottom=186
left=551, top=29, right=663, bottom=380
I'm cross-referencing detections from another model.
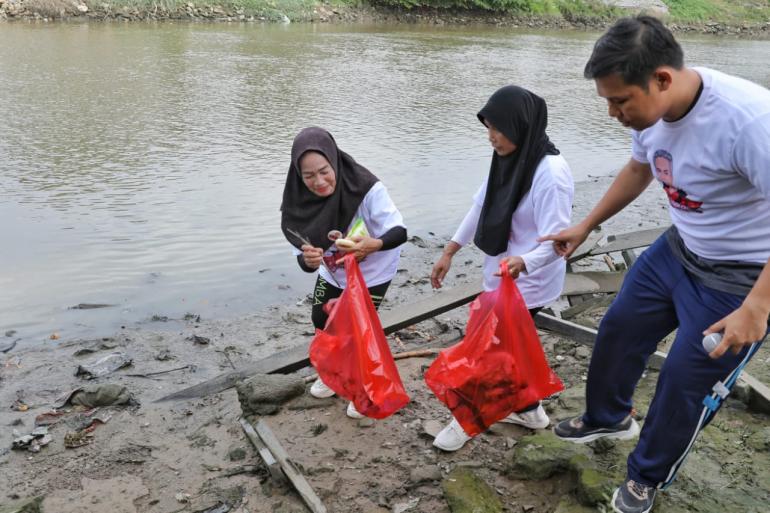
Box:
left=484, top=121, right=517, bottom=156
left=299, top=151, right=336, bottom=197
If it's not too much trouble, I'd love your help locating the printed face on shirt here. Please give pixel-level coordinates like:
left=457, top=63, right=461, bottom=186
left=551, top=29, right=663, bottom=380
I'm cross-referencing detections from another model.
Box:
left=595, top=72, right=670, bottom=131
left=484, top=121, right=518, bottom=157
left=654, top=154, right=673, bottom=187
left=299, top=151, right=337, bottom=198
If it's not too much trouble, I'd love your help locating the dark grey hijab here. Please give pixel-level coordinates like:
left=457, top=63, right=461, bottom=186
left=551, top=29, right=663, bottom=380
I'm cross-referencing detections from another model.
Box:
left=281, top=127, right=378, bottom=251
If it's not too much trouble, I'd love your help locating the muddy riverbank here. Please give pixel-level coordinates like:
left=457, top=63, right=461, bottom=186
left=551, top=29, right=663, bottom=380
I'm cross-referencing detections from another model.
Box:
left=3, top=176, right=769, bottom=512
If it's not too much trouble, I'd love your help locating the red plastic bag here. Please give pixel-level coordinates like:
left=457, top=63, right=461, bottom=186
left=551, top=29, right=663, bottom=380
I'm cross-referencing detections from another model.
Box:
left=424, top=264, right=563, bottom=436
left=309, top=254, right=409, bottom=419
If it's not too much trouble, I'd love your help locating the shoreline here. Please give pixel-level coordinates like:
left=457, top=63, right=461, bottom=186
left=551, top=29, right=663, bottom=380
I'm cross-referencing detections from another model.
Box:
left=2, top=2, right=770, bottom=38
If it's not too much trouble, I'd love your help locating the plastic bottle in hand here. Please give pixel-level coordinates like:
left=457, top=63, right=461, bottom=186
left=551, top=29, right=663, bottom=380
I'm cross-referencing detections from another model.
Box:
left=702, top=333, right=722, bottom=353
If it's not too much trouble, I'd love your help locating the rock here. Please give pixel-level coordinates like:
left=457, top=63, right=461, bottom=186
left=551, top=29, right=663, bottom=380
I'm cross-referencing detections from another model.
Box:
left=746, top=427, right=770, bottom=452
left=228, top=446, right=247, bottom=461
left=392, top=497, right=420, bottom=513
left=441, top=467, right=503, bottom=513
left=236, top=374, right=305, bottom=416
left=408, top=465, right=442, bottom=484
left=0, top=497, right=44, bottom=513
left=552, top=498, right=596, bottom=513
left=575, top=346, right=592, bottom=359
left=507, top=433, right=588, bottom=480
left=573, top=456, right=615, bottom=506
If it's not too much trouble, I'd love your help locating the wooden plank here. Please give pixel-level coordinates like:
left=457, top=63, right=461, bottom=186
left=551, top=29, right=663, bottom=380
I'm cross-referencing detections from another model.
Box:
left=157, top=272, right=626, bottom=402
left=567, top=231, right=603, bottom=264
left=240, top=418, right=285, bottom=483
left=560, top=294, right=616, bottom=320
left=255, top=420, right=327, bottom=513
left=534, top=312, right=770, bottom=410
left=155, top=284, right=482, bottom=402
left=562, top=271, right=626, bottom=296
left=589, top=227, right=667, bottom=256
left=379, top=281, right=482, bottom=334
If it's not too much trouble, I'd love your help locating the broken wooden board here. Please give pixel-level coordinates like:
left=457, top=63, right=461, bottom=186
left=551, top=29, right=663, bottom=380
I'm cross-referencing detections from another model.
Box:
left=567, top=231, right=603, bottom=264
left=589, top=227, right=667, bottom=257
left=255, top=419, right=327, bottom=513
left=534, top=312, right=770, bottom=414
left=240, top=418, right=285, bottom=483
left=562, top=271, right=625, bottom=296
left=156, top=271, right=630, bottom=402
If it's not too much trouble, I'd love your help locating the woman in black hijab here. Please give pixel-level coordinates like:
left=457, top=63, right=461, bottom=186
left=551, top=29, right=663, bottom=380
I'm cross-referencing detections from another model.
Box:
left=281, top=127, right=407, bottom=418
left=430, top=86, right=574, bottom=450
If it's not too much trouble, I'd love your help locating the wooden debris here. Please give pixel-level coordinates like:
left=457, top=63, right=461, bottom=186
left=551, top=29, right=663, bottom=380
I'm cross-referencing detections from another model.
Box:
left=255, top=419, right=327, bottom=513
left=240, top=418, right=285, bottom=484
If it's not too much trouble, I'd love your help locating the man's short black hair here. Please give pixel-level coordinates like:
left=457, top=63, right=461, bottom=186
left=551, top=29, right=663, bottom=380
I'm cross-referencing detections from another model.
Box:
left=584, top=15, right=684, bottom=88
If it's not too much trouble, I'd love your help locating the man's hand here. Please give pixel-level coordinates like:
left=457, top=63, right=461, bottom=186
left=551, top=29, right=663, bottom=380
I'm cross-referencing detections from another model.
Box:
left=703, top=299, right=769, bottom=359
left=336, top=235, right=382, bottom=264
left=495, top=256, right=527, bottom=279
left=301, top=244, right=323, bottom=270
left=537, top=222, right=591, bottom=259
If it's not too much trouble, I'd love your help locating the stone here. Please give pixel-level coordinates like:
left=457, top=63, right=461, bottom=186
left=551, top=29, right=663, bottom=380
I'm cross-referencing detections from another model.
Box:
left=746, top=427, right=770, bottom=452
left=408, top=465, right=442, bottom=484
left=228, top=446, right=247, bottom=461
left=441, top=467, right=503, bottom=513
left=507, top=433, right=588, bottom=480
left=236, top=374, right=305, bottom=417
left=0, top=497, right=43, bottom=513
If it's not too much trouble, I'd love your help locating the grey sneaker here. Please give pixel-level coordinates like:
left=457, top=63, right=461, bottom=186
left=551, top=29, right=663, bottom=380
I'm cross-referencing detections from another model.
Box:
left=612, top=478, right=656, bottom=513
left=553, top=414, right=639, bottom=443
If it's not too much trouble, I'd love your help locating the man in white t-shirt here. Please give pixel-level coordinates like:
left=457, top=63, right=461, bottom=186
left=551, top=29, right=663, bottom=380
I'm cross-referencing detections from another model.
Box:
left=541, top=16, right=770, bottom=513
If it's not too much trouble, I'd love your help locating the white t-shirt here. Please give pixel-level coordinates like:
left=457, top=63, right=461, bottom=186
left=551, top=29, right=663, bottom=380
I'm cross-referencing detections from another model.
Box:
left=292, top=181, right=405, bottom=288
left=452, top=154, right=574, bottom=308
left=631, top=67, right=770, bottom=263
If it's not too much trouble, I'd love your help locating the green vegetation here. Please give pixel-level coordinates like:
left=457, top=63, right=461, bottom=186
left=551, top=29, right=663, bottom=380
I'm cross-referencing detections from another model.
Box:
left=663, top=0, right=770, bottom=23
left=371, top=0, right=619, bottom=17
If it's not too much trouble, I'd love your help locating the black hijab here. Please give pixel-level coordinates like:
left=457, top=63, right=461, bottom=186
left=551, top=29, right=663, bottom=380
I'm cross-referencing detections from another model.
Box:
left=474, top=86, right=560, bottom=257
left=281, top=127, right=379, bottom=251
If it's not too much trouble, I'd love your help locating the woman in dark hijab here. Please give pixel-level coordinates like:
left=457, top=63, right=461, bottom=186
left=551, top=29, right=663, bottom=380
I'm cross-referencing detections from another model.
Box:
left=281, top=127, right=407, bottom=418
left=430, top=86, right=574, bottom=451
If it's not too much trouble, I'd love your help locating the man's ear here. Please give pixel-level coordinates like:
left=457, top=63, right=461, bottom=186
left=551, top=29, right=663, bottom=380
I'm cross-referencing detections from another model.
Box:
left=652, top=69, right=673, bottom=92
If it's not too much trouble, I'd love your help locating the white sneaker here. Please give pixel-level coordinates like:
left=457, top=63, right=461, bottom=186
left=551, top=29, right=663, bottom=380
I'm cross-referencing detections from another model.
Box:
left=500, top=404, right=550, bottom=429
left=309, top=377, right=335, bottom=398
left=433, top=418, right=472, bottom=452
left=346, top=401, right=365, bottom=419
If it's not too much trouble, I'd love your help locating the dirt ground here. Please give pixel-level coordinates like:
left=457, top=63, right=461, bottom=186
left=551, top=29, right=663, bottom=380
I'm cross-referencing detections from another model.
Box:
left=2, top=178, right=769, bottom=513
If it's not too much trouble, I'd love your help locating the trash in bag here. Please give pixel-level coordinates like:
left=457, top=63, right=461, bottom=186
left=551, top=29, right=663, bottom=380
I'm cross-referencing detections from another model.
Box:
left=425, top=263, right=563, bottom=436
left=309, top=254, right=409, bottom=419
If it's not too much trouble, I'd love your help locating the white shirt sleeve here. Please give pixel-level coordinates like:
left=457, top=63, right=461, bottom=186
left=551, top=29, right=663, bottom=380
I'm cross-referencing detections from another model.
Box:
left=451, top=180, right=486, bottom=246
left=361, top=182, right=405, bottom=237
left=733, top=112, right=770, bottom=202
left=631, top=130, right=648, bottom=164
left=520, top=165, right=573, bottom=274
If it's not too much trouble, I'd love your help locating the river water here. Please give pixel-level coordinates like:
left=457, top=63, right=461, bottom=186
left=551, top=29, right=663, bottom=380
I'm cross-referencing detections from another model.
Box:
left=1, top=22, right=769, bottom=342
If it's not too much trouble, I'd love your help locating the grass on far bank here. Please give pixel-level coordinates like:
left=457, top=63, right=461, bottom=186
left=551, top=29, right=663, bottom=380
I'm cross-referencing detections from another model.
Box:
left=663, top=0, right=770, bottom=23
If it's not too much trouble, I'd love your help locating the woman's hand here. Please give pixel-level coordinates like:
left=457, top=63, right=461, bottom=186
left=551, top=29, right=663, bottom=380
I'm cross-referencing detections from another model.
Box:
left=301, top=244, right=324, bottom=270
left=431, top=254, right=453, bottom=289
left=336, top=235, right=383, bottom=264
left=431, top=241, right=461, bottom=289
left=495, top=256, right=527, bottom=279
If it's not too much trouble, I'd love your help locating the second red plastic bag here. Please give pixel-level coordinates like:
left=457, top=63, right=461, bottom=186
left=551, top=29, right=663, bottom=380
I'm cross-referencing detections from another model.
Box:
left=309, top=254, right=409, bottom=419
left=424, top=265, right=564, bottom=436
